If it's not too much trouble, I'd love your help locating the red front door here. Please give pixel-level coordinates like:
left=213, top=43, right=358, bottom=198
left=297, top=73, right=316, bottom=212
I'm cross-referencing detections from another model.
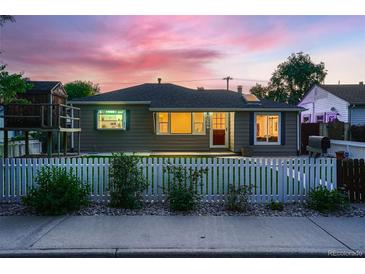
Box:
left=212, top=113, right=226, bottom=147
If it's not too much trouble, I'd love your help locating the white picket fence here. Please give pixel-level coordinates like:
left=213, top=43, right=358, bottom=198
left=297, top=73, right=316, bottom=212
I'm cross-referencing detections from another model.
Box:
left=0, top=157, right=337, bottom=203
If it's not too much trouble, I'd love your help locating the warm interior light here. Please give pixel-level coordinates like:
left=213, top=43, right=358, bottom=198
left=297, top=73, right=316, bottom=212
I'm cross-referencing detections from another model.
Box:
left=171, top=112, right=192, bottom=134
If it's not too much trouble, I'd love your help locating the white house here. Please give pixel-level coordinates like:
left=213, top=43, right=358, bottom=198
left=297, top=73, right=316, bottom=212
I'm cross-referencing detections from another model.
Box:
left=298, top=83, right=365, bottom=125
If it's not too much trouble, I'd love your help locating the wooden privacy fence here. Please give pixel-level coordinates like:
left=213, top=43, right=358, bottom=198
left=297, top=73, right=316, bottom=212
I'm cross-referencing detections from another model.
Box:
left=0, top=157, right=337, bottom=203
left=337, top=159, right=365, bottom=202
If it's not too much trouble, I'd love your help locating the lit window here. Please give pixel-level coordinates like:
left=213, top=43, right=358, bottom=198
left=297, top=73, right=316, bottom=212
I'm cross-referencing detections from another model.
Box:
left=171, top=113, right=192, bottom=134
left=158, top=112, right=169, bottom=133
left=193, top=113, right=205, bottom=134
left=255, top=113, right=280, bottom=144
left=156, top=112, right=206, bottom=135
left=97, top=110, right=126, bottom=130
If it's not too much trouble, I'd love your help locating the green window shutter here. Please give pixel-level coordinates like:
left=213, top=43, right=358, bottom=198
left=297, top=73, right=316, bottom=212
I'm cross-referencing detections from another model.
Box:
left=94, top=110, right=98, bottom=130
left=125, top=109, right=130, bottom=130
left=281, top=112, right=286, bottom=145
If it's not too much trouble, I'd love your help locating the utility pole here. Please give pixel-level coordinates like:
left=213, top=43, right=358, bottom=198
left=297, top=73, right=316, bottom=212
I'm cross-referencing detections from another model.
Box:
left=223, top=76, right=233, bottom=90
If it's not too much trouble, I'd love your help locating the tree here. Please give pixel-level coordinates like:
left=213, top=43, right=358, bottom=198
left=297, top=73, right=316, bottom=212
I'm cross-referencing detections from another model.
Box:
left=249, top=83, right=269, bottom=100
left=269, top=52, right=327, bottom=105
left=64, top=80, right=100, bottom=100
left=0, top=15, right=15, bottom=27
left=0, top=65, right=32, bottom=104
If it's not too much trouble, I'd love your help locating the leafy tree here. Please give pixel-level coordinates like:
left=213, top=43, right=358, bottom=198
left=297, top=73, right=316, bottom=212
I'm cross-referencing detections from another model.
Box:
left=64, top=80, right=100, bottom=100
left=0, top=65, right=32, bottom=104
left=0, top=15, right=15, bottom=27
left=269, top=52, right=327, bottom=105
left=249, top=83, right=269, bottom=100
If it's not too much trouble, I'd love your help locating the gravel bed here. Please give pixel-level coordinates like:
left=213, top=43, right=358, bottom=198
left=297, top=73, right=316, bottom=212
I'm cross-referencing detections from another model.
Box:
left=1, top=202, right=365, bottom=217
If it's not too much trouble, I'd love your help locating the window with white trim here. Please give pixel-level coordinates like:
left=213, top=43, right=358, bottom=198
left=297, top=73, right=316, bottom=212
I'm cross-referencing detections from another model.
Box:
left=156, top=112, right=206, bottom=135
left=316, top=114, right=324, bottom=123
left=254, top=113, right=281, bottom=144
left=303, top=114, right=311, bottom=123
left=97, top=110, right=126, bottom=130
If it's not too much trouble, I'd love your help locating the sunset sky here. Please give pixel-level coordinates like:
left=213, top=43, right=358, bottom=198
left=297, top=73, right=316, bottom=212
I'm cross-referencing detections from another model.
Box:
left=1, top=16, right=365, bottom=92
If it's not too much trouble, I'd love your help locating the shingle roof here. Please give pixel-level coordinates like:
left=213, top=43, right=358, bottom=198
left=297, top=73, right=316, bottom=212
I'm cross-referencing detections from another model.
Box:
left=27, top=81, right=61, bottom=92
left=72, top=83, right=301, bottom=110
left=319, top=84, right=365, bottom=105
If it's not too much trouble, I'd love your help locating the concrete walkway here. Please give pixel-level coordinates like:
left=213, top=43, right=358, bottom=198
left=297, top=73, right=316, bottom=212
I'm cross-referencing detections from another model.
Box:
left=0, top=215, right=364, bottom=257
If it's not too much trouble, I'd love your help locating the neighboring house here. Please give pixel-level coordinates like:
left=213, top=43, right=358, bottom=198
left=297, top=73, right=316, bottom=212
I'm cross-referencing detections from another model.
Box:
left=1, top=81, right=65, bottom=144
left=71, top=83, right=302, bottom=156
left=298, top=83, right=365, bottom=125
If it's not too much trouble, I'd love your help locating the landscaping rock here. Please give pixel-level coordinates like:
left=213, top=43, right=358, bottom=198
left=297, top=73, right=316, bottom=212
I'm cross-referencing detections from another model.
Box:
left=1, top=202, right=364, bottom=217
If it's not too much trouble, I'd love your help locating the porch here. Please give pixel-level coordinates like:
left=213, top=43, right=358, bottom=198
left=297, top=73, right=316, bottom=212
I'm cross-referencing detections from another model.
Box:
left=1, top=103, right=81, bottom=158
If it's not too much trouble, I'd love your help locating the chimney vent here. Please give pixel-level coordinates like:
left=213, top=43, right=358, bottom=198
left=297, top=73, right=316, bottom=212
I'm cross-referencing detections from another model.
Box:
left=359, top=81, right=363, bottom=86
left=157, top=78, right=162, bottom=84
left=237, top=85, right=243, bottom=94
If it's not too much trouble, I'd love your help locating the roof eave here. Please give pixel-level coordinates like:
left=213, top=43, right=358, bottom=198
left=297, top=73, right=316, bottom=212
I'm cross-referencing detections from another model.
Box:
left=70, top=101, right=152, bottom=105
left=149, top=107, right=303, bottom=112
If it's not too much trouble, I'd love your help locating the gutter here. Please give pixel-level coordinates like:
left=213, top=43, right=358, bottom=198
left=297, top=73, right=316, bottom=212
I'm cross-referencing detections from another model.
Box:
left=149, top=107, right=304, bottom=112
left=71, top=101, right=151, bottom=105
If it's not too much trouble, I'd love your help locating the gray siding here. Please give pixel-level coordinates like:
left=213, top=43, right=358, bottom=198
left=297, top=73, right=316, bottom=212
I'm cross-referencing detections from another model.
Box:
left=76, top=104, right=210, bottom=152
left=233, top=111, right=298, bottom=156
left=350, top=106, right=365, bottom=125
left=75, top=104, right=298, bottom=156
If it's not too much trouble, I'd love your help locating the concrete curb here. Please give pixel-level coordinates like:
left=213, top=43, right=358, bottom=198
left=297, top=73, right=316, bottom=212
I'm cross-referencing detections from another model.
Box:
left=1, top=248, right=363, bottom=258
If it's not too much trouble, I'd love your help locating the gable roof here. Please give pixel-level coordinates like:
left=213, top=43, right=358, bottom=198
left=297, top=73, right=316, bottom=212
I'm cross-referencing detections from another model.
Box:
left=318, top=84, right=365, bottom=105
left=27, top=81, right=61, bottom=92
left=71, top=83, right=302, bottom=111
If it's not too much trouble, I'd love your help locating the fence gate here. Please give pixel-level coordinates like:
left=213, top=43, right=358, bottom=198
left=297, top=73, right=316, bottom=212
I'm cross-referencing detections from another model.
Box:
left=337, top=159, right=365, bottom=202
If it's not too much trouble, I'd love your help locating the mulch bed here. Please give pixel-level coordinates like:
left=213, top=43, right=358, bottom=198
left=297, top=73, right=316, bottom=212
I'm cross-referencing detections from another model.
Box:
left=1, top=202, right=364, bottom=217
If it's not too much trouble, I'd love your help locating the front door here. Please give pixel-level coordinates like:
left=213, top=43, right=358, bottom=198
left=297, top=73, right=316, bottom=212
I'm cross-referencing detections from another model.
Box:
left=210, top=112, right=228, bottom=148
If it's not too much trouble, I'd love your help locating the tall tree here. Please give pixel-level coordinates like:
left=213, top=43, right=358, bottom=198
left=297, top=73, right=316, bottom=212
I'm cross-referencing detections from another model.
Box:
left=269, top=52, right=327, bottom=105
left=249, top=83, right=269, bottom=100
left=0, top=15, right=15, bottom=27
left=0, top=65, right=32, bottom=104
left=64, top=80, right=100, bottom=100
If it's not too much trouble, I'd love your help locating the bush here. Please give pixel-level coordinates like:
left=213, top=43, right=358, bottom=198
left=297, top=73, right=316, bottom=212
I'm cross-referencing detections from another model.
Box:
left=164, top=163, right=207, bottom=212
left=268, top=200, right=284, bottom=211
left=109, top=153, right=147, bottom=209
left=22, top=167, right=90, bottom=215
left=307, top=186, right=349, bottom=213
left=226, top=184, right=253, bottom=212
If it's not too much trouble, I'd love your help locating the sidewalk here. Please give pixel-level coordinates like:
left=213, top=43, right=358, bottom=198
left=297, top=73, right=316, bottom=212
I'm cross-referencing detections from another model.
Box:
left=0, top=215, right=364, bottom=257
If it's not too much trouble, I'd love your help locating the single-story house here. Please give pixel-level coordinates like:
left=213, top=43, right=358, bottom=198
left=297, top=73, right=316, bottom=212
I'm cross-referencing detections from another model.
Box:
left=298, top=83, right=365, bottom=125
left=71, top=83, right=303, bottom=156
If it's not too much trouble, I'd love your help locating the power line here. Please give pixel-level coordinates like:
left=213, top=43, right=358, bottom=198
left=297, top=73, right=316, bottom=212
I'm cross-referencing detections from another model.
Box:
left=97, top=77, right=269, bottom=86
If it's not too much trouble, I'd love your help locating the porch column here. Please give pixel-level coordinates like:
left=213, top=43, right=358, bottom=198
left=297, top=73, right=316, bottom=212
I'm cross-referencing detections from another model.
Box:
left=77, top=132, right=81, bottom=155
left=47, top=132, right=52, bottom=158
left=57, top=131, right=61, bottom=157
left=63, top=132, right=67, bottom=156
left=4, top=130, right=8, bottom=158
left=24, top=131, right=29, bottom=156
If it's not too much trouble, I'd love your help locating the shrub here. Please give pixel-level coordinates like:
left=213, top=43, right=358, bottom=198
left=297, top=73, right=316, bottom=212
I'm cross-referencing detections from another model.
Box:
left=109, top=153, right=147, bottom=209
left=268, top=200, right=284, bottom=211
left=22, top=167, right=90, bottom=215
left=307, top=186, right=349, bottom=213
left=164, top=163, right=207, bottom=212
left=226, top=184, right=253, bottom=212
